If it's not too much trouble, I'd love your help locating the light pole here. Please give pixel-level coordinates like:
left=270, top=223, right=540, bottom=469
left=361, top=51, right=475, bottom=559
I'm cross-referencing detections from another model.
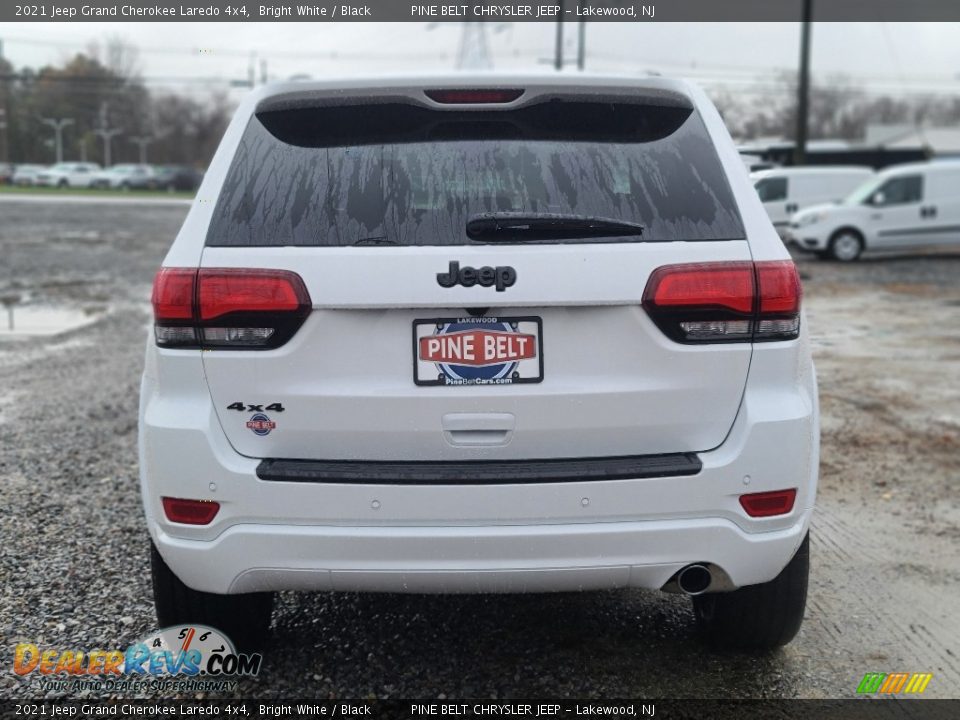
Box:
left=40, top=117, right=74, bottom=163
left=95, top=127, right=122, bottom=167
left=129, top=135, right=153, bottom=164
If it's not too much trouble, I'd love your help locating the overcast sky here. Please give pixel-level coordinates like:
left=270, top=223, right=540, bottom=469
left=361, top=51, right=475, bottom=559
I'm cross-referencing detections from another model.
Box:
left=3, top=22, right=959, bottom=99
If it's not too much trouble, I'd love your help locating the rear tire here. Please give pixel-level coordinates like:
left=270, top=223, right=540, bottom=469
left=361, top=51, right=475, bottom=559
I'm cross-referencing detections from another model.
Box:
left=150, top=542, right=274, bottom=651
left=828, top=230, right=864, bottom=262
left=693, top=533, right=809, bottom=651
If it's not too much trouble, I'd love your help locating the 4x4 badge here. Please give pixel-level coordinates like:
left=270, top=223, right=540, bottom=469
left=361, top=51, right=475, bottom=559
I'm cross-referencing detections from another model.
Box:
left=437, top=261, right=516, bottom=292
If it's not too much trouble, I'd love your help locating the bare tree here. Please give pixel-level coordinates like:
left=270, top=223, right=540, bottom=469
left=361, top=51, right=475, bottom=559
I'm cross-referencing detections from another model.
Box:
left=87, top=35, right=141, bottom=82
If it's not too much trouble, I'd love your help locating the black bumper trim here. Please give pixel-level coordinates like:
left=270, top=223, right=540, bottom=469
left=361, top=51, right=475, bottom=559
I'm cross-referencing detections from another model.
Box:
left=256, top=453, right=702, bottom=485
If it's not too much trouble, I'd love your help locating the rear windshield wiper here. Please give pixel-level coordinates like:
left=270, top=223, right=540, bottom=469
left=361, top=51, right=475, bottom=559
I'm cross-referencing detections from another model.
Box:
left=466, top=213, right=644, bottom=241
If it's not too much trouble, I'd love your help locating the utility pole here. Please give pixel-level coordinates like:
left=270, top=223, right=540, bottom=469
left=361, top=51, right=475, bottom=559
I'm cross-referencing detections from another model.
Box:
left=260, top=58, right=268, bottom=85
left=0, top=39, right=7, bottom=161
left=577, top=18, right=586, bottom=70
left=426, top=22, right=507, bottom=71
left=129, top=136, right=153, bottom=164
left=0, top=108, right=7, bottom=163
left=554, top=3, right=564, bottom=71
left=794, top=0, right=813, bottom=165
left=40, top=117, right=74, bottom=163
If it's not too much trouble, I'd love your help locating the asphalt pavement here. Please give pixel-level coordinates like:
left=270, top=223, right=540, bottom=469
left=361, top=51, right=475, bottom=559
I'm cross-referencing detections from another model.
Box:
left=0, top=200, right=957, bottom=700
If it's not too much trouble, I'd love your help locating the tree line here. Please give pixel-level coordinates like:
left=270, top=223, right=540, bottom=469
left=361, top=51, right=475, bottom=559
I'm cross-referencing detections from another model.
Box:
left=713, top=72, right=960, bottom=142
left=2, top=41, right=957, bottom=166
left=0, top=40, right=232, bottom=167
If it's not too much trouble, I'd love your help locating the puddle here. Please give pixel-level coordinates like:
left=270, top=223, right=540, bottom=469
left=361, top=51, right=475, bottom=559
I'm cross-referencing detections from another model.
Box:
left=0, top=305, right=106, bottom=338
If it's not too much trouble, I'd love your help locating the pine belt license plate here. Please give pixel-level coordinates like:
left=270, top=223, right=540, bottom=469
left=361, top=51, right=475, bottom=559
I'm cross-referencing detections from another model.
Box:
left=413, top=316, right=544, bottom=387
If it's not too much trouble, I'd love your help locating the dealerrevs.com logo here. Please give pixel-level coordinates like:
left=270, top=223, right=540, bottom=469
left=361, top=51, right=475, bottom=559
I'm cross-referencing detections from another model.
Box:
left=14, top=625, right=261, bottom=693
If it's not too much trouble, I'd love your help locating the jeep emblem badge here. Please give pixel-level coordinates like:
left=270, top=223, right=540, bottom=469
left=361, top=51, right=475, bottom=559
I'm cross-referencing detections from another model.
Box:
left=437, top=261, right=517, bottom=292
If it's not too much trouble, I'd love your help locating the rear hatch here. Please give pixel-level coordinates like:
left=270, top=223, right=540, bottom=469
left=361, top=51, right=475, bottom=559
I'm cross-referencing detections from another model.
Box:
left=198, top=88, right=752, bottom=461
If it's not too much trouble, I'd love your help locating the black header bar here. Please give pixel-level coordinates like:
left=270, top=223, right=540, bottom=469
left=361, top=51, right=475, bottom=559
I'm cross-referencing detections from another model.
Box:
left=0, top=700, right=958, bottom=720
left=5, top=0, right=960, bottom=22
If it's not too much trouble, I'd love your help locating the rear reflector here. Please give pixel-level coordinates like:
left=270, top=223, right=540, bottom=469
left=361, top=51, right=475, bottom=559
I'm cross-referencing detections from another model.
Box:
left=161, top=497, right=220, bottom=525
left=642, top=260, right=802, bottom=343
left=739, top=489, right=797, bottom=517
left=425, top=88, right=524, bottom=104
left=152, top=268, right=311, bottom=349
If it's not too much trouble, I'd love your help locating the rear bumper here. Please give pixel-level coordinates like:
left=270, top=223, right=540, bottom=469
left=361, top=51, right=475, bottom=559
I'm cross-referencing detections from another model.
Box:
left=151, top=512, right=811, bottom=594
left=140, top=342, right=819, bottom=595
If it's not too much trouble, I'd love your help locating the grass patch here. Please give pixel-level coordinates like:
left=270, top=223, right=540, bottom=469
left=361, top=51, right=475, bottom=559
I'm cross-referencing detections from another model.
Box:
left=0, top=184, right=194, bottom=200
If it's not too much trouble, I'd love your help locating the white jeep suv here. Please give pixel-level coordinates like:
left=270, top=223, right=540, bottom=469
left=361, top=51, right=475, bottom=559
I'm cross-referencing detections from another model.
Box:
left=140, top=74, right=818, bottom=651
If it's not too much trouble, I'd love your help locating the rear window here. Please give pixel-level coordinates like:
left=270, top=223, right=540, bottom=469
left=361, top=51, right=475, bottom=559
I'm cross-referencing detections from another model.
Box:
left=206, top=97, right=745, bottom=247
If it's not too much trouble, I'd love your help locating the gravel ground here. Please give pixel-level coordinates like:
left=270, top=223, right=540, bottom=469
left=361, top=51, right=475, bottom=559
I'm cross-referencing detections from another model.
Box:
left=0, top=199, right=958, bottom=700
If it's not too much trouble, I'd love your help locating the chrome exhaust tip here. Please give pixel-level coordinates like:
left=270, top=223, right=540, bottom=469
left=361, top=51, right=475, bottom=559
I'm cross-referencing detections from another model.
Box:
left=677, top=564, right=712, bottom=595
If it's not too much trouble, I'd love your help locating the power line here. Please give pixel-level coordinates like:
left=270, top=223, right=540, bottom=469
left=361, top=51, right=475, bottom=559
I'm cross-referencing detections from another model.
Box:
left=2, top=34, right=451, bottom=61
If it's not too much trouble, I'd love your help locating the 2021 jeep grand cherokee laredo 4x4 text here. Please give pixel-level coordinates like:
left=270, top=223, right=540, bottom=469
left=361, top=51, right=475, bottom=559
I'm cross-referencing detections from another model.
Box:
left=140, top=74, right=818, bottom=651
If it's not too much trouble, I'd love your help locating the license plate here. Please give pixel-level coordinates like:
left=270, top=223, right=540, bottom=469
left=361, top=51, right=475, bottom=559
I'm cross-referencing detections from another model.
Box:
left=413, top=316, right=544, bottom=387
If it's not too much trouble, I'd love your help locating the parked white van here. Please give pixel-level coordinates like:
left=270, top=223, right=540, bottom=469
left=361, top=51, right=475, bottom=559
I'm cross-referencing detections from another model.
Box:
left=752, top=166, right=874, bottom=234
left=788, top=160, right=960, bottom=261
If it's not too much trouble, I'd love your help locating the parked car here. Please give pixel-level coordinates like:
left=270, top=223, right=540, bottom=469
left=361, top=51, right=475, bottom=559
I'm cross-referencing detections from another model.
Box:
left=11, top=164, right=47, bottom=186
left=0, top=163, right=14, bottom=184
left=142, top=74, right=818, bottom=652
left=90, top=164, right=158, bottom=190
left=752, top=166, right=874, bottom=235
left=34, top=162, right=101, bottom=188
left=788, top=160, right=960, bottom=261
left=154, top=165, right=203, bottom=192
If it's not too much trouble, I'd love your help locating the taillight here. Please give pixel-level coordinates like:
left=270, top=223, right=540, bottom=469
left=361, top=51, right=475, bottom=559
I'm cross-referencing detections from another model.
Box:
left=642, top=260, right=802, bottom=343
left=162, top=497, right=220, bottom=525
left=739, top=489, right=797, bottom=517
left=151, top=268, right=311, bottom=349
left=755, top=261, right=802, bottom=339
left=424, top=88, right=524, bottom=104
